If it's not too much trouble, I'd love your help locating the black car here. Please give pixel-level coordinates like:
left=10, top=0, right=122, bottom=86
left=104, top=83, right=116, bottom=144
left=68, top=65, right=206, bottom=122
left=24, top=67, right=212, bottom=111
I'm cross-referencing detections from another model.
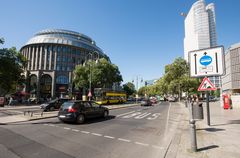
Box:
left=40, top=98, right=71, bottom=111
left=58, top=100, right=109, bottom=124
left=140, top=99, right=153, bottom=106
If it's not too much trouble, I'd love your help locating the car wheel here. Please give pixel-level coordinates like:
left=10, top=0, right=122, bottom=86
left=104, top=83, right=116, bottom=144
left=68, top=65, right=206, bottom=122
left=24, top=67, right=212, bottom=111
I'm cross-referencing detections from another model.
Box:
left=77, top=114, right=85, bottom=124
left=103, top=110, right=109, bottom=118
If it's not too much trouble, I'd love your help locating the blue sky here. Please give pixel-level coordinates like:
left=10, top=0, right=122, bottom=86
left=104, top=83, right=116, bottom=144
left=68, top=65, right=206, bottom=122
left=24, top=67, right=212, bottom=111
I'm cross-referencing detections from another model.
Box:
left=1, top=0, right=240, bottom=85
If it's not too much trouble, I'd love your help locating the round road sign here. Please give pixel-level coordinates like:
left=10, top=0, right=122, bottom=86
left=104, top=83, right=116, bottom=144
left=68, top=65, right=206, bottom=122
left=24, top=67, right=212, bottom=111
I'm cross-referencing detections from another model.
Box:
left=200, top=55, right=212, bottom=66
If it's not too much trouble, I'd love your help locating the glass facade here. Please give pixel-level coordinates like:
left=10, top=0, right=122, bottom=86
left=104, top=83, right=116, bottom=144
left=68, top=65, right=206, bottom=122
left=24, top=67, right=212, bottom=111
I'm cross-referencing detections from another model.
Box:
left=20, top=29, right=108, bottom=98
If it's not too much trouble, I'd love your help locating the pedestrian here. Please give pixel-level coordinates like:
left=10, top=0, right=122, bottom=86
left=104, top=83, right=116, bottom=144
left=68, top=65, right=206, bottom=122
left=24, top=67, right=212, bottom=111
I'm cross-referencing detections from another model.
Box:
left=8, top=97, right=13, bottom=105
left=229, top=94, right=233, bottom=109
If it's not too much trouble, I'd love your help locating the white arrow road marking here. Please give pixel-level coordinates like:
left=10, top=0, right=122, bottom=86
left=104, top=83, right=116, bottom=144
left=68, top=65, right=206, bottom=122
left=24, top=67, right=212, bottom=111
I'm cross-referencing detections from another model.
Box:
left=122, top=112, right=142, bottom=118
left=116, top=111, right=136, bottom=117
left=134, top=112, right=152, bottom=119
left=147, top=113, right=161, bottom=120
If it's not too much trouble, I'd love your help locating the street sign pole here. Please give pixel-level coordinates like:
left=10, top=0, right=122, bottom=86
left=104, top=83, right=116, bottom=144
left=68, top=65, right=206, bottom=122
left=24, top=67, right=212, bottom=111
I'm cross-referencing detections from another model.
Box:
left=206, top=90, right=210, bottom=126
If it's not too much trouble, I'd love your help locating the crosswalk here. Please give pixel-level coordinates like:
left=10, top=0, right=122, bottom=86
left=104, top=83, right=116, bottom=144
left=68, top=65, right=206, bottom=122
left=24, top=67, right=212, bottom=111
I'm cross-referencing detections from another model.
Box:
left=116, top=110, right=161, bottom=120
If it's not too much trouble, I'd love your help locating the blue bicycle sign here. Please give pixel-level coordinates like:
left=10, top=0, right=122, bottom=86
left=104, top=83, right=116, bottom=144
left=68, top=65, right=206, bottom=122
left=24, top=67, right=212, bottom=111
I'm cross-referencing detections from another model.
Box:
left=200, top=55, right=212, bottom=66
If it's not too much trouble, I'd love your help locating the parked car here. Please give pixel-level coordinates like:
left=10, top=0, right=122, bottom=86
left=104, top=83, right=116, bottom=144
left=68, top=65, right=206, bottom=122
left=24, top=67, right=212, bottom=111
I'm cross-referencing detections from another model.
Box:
left=150, top=98, right=158, bottom=104
left=140, top=99, right=153, bottom=106
left=168, top=96, right=177, bottom=102
left=40, top=98, right=71, bottom=111
left=58, top=100, right=109, bottom=124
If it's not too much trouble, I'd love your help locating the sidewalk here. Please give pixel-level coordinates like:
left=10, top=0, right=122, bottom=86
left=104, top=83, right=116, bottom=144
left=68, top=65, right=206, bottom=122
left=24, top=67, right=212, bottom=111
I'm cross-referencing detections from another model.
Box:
left=175, top=101, right=240, bottom=158
left=0, top=103, right=139, bottom=124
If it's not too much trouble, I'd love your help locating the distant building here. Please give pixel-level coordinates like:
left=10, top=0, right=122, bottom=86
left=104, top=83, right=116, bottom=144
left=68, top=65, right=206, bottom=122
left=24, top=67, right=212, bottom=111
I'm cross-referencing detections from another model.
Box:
left=20, top=29, right=108, bottom=99
left=222, top=43, right=240, bottom=94
left=183, top=0, right=220, bottom=88
left=221, top=43, right=240, bottom=108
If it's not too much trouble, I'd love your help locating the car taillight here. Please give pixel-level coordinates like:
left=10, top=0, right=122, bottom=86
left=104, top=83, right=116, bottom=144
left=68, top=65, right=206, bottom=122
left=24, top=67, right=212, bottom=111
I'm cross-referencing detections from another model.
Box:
left=68, top=107, right=77, bottom=113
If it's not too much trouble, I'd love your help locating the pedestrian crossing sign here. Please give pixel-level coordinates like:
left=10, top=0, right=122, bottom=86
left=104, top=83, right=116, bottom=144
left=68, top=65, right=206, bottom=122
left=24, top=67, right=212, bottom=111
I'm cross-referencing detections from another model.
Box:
left=198, top=77, right=217, bottom=91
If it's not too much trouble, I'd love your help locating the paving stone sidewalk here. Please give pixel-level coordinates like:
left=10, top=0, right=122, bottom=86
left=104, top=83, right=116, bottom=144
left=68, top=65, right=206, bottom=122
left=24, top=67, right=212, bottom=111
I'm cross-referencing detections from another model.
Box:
left=175, top=101, right=240, bottom=158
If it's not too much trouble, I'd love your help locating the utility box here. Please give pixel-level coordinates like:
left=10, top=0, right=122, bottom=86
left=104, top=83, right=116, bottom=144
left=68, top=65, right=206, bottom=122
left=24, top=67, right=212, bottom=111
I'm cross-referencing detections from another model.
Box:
left=192, top=102, right=204, bottom=120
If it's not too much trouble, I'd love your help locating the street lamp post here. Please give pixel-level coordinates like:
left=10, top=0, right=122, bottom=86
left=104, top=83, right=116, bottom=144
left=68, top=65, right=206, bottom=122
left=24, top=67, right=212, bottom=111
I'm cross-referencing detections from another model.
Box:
left=85, top=51, right=100, bottom=101
left=132, top=76, right=143, bottom=103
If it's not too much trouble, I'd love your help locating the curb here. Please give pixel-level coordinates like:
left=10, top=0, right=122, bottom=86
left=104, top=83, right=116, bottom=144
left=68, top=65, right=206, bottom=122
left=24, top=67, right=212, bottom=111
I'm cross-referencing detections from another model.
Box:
left=104, top=103, right=140, bottom=110
left=164, top=102, right=189, bottom=158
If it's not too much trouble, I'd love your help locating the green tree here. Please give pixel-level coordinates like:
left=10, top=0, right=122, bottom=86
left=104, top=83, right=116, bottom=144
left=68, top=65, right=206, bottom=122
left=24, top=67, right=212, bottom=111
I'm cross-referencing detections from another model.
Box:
left=0, top=38, right=4, bottom=44
left=152, top=57, right=199, bottom=97
left=123, top=82, right=136, bottom=97
left=73, top=58, right=123, bottom=91
left=0, top=40, right=27, bottom=95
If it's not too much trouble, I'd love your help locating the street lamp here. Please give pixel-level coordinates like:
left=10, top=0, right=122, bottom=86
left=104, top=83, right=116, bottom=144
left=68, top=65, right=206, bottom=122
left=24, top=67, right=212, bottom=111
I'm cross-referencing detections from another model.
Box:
left=132, top=76, right=143, bottom=103
left=85, top=51, right=100, bottom=101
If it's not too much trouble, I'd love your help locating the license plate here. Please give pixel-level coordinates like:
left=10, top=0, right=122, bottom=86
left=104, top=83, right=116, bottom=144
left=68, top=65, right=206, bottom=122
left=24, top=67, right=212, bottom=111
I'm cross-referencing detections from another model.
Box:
left=59, top=115, right=66, bottom=118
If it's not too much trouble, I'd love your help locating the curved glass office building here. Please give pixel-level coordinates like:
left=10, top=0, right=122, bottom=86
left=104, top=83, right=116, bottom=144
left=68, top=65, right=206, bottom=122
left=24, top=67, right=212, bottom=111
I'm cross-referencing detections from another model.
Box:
left=20, top=29, right=108, bottom=99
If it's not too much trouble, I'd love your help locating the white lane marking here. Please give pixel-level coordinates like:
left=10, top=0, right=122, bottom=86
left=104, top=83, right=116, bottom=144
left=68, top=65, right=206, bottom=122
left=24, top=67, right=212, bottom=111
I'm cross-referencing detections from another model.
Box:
left=104, top=135, right=115, bottom=139
left=152, top=145, right=164, bottom=150
left=43, top=124, right=49, bottom=126
left=118, top=138, right=131, bottom=142
left=147, top=113, right=161, bottom=120
left=122, top=112, right=142, bottom=118
left=134, top=112, right=152, bottom=119
left=72, top=129, right=79, bottom=132
left=81, top=131, right=90, bottom=134
left=135, top=142, right=149, bottom=146
left=64, top=127, right=71, bottom=130
left=164, top=102, right=172, bottom=136
left=42, top=124, right=164, bottom=150
left=91, top=133, right=102, bottom=137
left=116, top=111, right=135, bottom=117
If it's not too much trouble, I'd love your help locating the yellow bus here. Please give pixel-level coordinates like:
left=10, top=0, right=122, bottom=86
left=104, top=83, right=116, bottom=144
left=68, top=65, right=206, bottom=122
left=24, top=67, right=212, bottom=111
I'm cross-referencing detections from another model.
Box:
left=94, top=88, right=127, bottom=105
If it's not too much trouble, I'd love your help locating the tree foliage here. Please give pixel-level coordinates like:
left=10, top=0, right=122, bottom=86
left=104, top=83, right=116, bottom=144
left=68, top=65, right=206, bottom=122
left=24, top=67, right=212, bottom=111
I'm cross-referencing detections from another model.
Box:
left=123, top=82, right=136, bottom=96
left=73, top=58, right=123, bottom=90
left=137, top=57, right=200, bottom=97
left=0, top=40, right=27, bottom=95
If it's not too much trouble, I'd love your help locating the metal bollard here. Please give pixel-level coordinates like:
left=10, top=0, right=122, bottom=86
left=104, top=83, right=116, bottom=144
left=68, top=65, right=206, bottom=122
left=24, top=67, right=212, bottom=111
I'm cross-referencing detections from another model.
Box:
left=189, top=119, right=197, bottom=152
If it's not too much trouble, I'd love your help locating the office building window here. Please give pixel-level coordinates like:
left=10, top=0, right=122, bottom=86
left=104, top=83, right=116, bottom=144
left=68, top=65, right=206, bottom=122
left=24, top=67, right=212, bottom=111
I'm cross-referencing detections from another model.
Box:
left=56, top=76, right=69, bottom=84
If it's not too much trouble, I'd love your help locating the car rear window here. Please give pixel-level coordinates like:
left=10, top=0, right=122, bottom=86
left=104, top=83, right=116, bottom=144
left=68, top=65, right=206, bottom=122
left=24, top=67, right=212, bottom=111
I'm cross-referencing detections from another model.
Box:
left=62, top=102, right=75, bottom=109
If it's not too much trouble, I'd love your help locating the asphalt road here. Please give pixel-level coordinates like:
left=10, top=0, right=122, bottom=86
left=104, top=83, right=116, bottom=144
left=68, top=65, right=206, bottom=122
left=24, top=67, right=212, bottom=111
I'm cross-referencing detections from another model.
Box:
left=0, top=101, right=183, bottom=158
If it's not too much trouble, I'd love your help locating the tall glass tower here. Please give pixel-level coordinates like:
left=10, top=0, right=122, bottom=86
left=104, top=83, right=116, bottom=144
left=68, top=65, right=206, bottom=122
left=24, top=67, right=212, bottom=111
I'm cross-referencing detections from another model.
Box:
left=183, top=0, right=220, bottom=88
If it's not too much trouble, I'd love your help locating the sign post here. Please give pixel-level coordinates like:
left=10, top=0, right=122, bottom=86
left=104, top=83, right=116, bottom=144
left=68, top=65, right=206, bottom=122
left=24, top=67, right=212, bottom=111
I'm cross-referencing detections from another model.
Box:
left=188, top=46, right=225, bottom=151
left=198, top=77, right=217, bottom=126
left=189, top=46, right=224, bottom=126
